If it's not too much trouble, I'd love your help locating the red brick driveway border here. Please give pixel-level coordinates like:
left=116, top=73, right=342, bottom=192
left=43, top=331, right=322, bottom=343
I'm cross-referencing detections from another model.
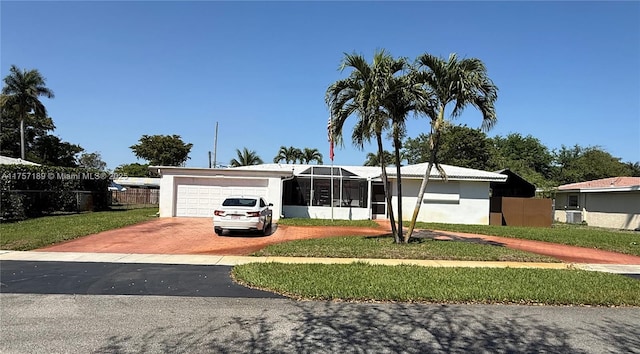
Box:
left=36, top=218, right=640, bottom=265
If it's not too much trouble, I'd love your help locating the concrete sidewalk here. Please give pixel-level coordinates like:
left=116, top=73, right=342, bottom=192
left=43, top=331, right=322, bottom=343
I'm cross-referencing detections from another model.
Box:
left=2, top=250, right=639, bottom=275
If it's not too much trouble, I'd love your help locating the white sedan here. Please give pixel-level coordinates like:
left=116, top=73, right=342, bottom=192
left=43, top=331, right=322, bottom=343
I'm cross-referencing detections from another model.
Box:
left=213, top=196, right=273, bottom=235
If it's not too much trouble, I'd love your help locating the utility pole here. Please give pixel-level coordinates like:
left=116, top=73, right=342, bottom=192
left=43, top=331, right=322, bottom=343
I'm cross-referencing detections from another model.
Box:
left=213, top=122, right=219, bottom=168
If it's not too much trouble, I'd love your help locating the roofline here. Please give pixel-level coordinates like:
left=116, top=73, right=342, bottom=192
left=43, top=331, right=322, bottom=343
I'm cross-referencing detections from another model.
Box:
left=557, top=185, right=640, bottom=193
left=150, top=166, right=294, bottom=178
left=390, top=174, right=508, bottom=182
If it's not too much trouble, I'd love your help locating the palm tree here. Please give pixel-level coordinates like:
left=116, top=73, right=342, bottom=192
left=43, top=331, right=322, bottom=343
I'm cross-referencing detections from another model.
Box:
left=363, top=150, right=395, bottom=166
left=300, top=147, right=323, bottom=164
left=405, top=53, right=498, bottom=240
left=2, top=65, right=54, bottom=159
left=230, top=147, right=263, bottom=167
left=326, top=49, right=404, bottom=242
left=382, top=72, right=430, bottom=242
left=273, top=146, right=301, bottom=164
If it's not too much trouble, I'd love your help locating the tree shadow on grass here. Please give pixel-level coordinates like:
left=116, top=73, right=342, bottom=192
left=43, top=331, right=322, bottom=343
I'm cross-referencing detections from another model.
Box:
left=365, top=230, right=506, bottom=247
left=92, top=300, right=638, bottom=353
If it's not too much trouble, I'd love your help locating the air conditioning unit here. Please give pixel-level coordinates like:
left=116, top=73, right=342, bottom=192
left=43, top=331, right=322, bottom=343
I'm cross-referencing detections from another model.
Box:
left=566, top=211, right=582, bottom=224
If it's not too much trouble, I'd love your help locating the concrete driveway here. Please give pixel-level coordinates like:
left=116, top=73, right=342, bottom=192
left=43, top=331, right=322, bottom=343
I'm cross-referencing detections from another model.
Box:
left=36, top=218, right=388, bottom=255
left=35, top=217, right=640, bottom=264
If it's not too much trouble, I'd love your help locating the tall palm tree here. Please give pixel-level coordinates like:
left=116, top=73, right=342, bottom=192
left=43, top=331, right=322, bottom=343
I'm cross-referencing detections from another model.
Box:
left=382, top=72, right=430, bottom=242
left=326, top=49, right=404, bottom=242
left=273, top=146, right=301, bottom=164
left=2, top=65, right=54, bottom=159
left=300, top=148, right=323, bottom=164
left=230, top=147, right=263, bottom=167
left=405, top=53, right=498, bottom=240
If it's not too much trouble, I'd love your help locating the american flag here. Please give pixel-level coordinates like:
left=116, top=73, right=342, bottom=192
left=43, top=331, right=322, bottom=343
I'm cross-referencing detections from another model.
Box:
left=327, top=116, right=334, bottom=161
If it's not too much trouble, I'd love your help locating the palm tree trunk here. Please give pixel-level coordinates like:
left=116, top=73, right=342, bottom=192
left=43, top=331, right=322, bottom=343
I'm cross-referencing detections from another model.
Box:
left=405, top=107, right=445, bottom=241
left=393, top=135, right=404, bottom=243
left=377, top=133, right=398, bottom=242
left=20, top=117, right=26, bottom=160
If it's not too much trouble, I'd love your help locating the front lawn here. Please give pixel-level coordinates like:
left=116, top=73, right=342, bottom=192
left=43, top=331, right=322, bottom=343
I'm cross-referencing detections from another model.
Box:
left=253, top=235, right=558, bottom=262
left=233, top=262, right=640, bottom=306
left=0, top=207, right=158, bottom=250
left=276, top=218, right=640, bottom=256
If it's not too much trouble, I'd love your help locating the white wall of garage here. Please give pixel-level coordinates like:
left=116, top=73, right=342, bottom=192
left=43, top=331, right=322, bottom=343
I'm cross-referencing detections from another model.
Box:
left=175, top=177, right=269, bottom=217
left=156, top=167, right=291, bottom=220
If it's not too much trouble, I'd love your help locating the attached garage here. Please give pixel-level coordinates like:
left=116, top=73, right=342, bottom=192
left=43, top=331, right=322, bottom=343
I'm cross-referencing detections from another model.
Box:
left=153, top=166, right=293, bottom=220
left=175, top=178, right=268, bottom=217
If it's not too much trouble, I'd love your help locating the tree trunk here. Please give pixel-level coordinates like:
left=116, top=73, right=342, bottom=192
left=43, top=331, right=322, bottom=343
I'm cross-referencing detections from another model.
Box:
left=20, top=117, right=26, bottom=160
left=405, top=107, right=445, bottom=241
left=377, top=133, right=398, bottom=242
left=393, top=135, right=404, bottom=243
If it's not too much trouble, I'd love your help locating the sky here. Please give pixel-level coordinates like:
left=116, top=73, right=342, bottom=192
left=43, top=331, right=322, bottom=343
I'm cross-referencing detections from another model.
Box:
left=2, top=1, right=639, bottom=170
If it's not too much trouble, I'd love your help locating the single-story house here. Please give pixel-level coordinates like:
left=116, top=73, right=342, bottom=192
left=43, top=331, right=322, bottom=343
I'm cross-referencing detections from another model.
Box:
left=554, top=177, right=640, bottom=230
left=0, top=155, right=40, bottom=166
left=113, top=177, right=161, bottom=189
left=153, top=163, right=507, bottom=225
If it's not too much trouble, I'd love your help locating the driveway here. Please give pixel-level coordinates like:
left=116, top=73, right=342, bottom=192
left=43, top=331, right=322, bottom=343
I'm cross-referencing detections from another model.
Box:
left=36, top=218, right=387, bottom=255
left=35, top=218, right=640, bottom=264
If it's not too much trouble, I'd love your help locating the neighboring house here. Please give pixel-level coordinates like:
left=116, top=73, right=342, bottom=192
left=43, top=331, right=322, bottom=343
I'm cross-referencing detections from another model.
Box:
left=554, top=177, right=640, bottom=230
left=112, top=177, right=161, bottom=189
left=0, top=155, right=40, bottom=166
left=153, top=163, right=507, bottom=225
left=490, top=169, right=535, bottom=198
left=111, top=177, right=161, bottom=205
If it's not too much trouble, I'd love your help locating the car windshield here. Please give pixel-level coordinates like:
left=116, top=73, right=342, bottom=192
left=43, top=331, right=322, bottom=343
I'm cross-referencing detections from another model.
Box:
left=222, top=198, right=257, bottom=207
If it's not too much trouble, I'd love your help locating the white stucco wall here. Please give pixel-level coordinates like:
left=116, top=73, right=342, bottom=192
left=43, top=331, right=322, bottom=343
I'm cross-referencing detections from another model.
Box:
left=554, top=191, right=640, bottom=230
left=390, top=179, right=491, bottom=225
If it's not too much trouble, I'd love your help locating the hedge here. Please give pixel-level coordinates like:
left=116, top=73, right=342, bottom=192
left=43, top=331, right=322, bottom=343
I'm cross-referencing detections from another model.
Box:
left=0, top=164, right=110, bottom=221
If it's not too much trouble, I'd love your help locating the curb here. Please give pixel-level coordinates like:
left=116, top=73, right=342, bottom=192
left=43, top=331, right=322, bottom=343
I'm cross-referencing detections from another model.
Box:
left=2, top=250, right=639, bottom=274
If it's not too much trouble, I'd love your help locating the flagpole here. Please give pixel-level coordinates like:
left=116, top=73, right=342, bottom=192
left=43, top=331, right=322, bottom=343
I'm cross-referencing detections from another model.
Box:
left=331, top=157, right=334, bottom=222
left=328, top=115, right=334, bottom=222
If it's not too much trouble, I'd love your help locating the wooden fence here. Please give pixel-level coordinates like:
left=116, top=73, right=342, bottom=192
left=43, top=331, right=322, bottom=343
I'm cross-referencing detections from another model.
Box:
left=490, top=196, right=552, bottom=227
left=111, top=189, right=159, bottom=206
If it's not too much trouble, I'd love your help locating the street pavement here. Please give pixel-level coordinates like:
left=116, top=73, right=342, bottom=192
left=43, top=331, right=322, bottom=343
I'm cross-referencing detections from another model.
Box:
left=1, top=251, right=639, bottom=353
left=2, top=293, right=639, bottom=353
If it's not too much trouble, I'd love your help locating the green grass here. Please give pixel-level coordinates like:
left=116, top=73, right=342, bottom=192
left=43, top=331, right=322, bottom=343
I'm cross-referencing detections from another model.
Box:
left=414, top=222, right=640, bottom=256
left=0, top=207, right=158, bottom=250
left=233, top=262, right=640, bottom=306
left=253, top=235, right=558, bottom=262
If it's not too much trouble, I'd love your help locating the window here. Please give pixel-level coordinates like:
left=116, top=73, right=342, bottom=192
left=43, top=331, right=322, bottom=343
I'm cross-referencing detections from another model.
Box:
left=283, top=175, right=368, bottom=208
left=567, top=195, right=578, bottom=208
left=222, top=198, right=257, bottom=207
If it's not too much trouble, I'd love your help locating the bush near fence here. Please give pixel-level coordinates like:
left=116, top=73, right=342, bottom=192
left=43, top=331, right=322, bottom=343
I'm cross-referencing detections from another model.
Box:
left=0, top=164, right=110, bottom=221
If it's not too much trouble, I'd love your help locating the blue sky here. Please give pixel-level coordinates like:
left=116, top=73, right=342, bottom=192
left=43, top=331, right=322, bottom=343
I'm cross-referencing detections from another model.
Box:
left=2, top=1, right=639, bottom=170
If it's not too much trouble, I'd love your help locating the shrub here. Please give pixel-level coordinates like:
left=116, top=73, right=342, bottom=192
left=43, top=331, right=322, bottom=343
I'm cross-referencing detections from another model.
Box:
left=0, top=164, right=110, bottom=221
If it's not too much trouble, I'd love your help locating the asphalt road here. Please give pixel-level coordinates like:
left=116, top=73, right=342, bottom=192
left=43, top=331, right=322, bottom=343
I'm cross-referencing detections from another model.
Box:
left=1, top=260, right=639, bottom=353
left=0, top=260, right=282, bottom=298
left=2, top=294, right=639, bottom=354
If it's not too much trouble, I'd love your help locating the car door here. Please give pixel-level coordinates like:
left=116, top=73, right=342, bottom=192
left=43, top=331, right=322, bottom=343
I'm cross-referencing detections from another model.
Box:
left=260, top=198, right=272, bottom=226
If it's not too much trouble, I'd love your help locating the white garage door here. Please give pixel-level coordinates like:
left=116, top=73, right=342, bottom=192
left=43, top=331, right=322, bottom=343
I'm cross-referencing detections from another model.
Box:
left=175, top=178, right=268, bottom=217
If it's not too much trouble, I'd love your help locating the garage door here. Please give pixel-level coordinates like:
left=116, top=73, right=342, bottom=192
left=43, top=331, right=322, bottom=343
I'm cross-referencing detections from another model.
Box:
left=175, top=178, right=268, bottom=217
